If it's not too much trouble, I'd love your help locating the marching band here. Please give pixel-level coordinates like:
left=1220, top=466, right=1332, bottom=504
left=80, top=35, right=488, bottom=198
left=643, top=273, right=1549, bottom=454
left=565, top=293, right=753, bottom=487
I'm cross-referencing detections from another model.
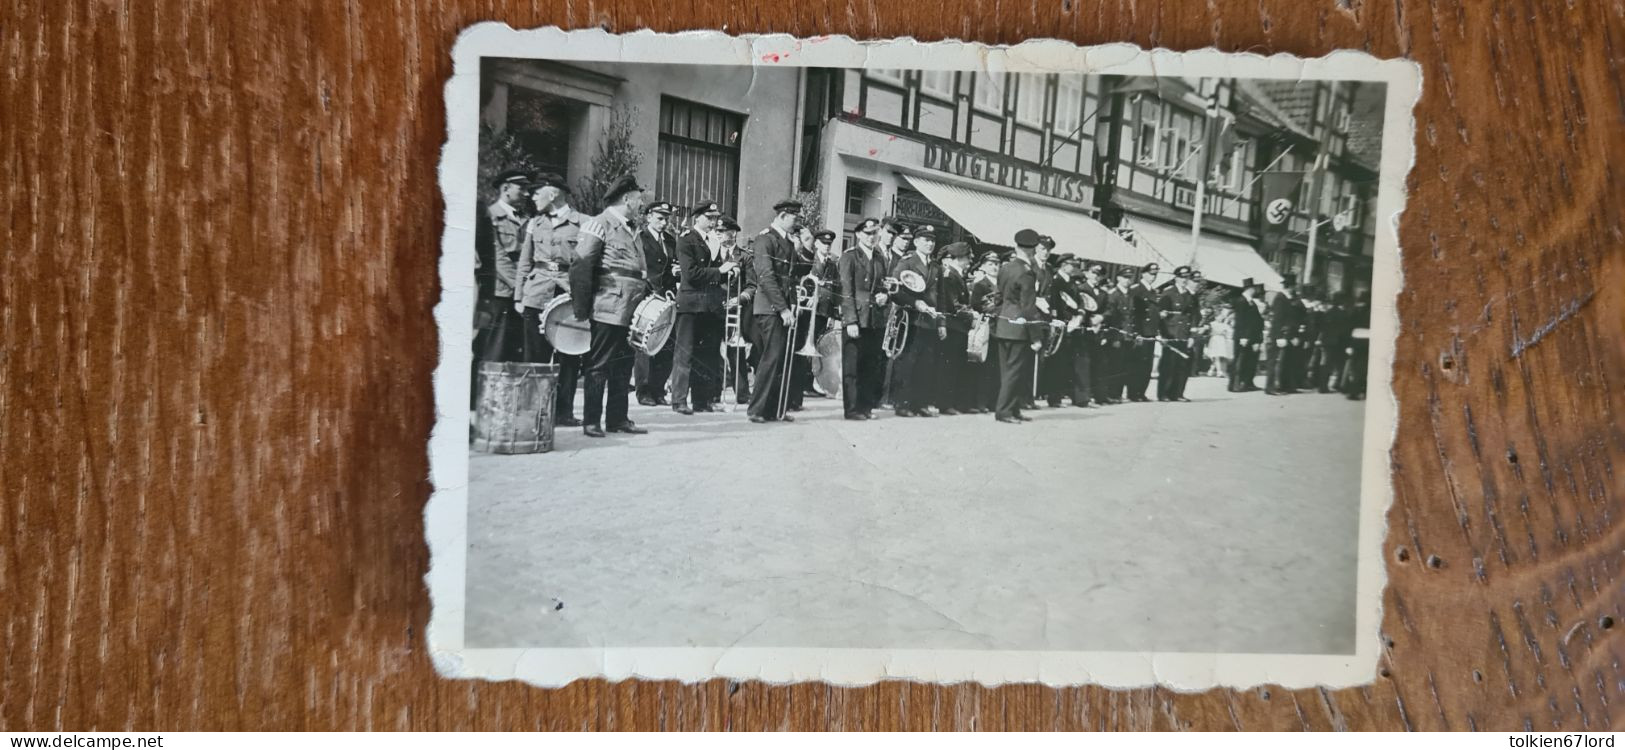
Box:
left=478, top=170, right=1372, bottom=439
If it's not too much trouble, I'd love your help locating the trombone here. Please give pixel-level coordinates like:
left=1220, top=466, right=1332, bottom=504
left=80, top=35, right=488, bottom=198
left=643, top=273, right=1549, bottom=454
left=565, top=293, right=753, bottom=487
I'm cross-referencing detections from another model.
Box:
left=776, top=273, right=822, bottom=420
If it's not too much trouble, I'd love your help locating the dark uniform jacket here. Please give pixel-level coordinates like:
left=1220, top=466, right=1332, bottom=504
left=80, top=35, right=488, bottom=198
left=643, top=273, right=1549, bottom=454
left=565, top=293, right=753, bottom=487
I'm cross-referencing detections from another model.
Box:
left=889, top=251, right=939, bottom=324
left=1158, top=286, right=1199, bottom=340
left=637, top=227, right=678, bottom=296
left=970, top=275, right=999, bottom=315
left=1231, top=293, right=1265, bottom=344
left=1105, top=285, right=1136, bottom=343
left=1268, top=292, right=1302, bottom=343
left=838, top=246, right=890, bottom=329
left=813, top=254, right=842, bottom=319
left=936, top=265, right=973, bottom=333
left=674, top=229, right=728, bottom=315
left=569, top=209, right=649, bottom=327
left=1130, top=281, right=1161, bottom=338
left=992, top=254, right=1041, bottom=341
left=1318, top=304, right=1351, bottom=348
left=750, top=227, right=796, bottom=317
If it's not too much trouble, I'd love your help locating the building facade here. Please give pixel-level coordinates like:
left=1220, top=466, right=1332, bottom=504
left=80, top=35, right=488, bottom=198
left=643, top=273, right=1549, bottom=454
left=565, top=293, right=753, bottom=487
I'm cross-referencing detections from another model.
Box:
left=480, top=59, right=802, bottom=231
left=478, top=59, right=1381, bottom=296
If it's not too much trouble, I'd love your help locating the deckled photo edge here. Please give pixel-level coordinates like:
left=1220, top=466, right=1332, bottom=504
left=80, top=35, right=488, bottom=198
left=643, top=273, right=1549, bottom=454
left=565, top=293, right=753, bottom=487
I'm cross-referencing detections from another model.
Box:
left=426, top=24, right=1421, bottom=690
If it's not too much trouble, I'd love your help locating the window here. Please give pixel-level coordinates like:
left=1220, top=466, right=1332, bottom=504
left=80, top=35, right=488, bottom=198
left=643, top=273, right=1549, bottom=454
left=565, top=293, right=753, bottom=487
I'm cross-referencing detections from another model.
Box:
left=1134, top=97, right=1162, bottom=165
left=1171, top=111, right=1197, bottom=178
left=657, top=97, right=745, bottom=216
left=1337, top=193, right=1362, bottom=229
left=844, top=179, right=873, bottom=216
left=1055, top=76, right=1086, bottom=136
left=1015, top=73, right=1047, bottom=125
left=972, top=71, right=1005, bottom=112
left=869, top=68, right=905, bottom=84
left=920, top=70, right=955, bottom=99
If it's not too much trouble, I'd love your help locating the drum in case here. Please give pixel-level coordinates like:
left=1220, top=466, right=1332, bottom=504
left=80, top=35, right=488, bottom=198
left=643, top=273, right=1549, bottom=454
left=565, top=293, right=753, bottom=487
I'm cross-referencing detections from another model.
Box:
left=539, top=294, right=591, bottom=356
left=472, top=361, right=558, bottom=454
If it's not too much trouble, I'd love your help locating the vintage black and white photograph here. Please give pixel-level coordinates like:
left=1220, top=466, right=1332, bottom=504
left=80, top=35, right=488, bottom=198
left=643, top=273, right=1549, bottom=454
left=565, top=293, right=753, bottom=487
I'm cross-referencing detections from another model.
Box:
left=429, top=28, right=1416, bottom=688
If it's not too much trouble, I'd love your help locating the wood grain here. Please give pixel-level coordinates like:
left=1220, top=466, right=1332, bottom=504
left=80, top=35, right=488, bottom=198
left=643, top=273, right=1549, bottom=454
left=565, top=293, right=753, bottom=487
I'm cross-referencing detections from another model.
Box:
left=3, top=0, right=1622, bottom=731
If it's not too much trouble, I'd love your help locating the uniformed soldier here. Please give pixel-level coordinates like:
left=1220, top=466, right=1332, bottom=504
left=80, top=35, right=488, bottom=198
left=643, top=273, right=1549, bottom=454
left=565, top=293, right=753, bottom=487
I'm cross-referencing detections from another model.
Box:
left=1228, top=278, right=1265, bottom=392
left=1342, top=290, right=1371, bottom=400
left=992, top=229, right=1045, bottom=424
left=784, top=225, right=819, bottom=412
left=512, top=174, right=587, bottom=426
left=1156, top=266, right=1200, bottom=402
left=888, top=225, right=943, bottom=417
left=480, top=168, right=531, bottom=363
left=1073, top=262, right=1108, bottom=408
left=669, top=200, right=736, bottom=415
left=970, top=252, right=1001, bottom=414
left=567, top=175, right=651, bottom=438
left=1314, top=291, right=1352, bottom=393
left=880, top=223, right=914, bottom=408
left=837, top=218, right=890, bottom=420
left=1102, top=267, right=1139, bottom=403
left=1038, top=253, right=1083, bottom=407
left=1124, top=262, right=1162, bottom=402
left=932, top=242, right=976, bottom=415
left=633, top=201, right=679, bottom=406
left=746, top=200, right=804, bottom=424
left=1265, top=273, right=1303, bottom=395
left=720, top=216, right=755, bottom=403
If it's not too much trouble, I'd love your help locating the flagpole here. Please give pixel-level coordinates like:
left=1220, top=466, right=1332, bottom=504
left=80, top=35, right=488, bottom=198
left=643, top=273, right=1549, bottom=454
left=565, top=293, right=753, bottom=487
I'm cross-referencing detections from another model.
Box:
left=1304, top=151, right=1326, bottom=283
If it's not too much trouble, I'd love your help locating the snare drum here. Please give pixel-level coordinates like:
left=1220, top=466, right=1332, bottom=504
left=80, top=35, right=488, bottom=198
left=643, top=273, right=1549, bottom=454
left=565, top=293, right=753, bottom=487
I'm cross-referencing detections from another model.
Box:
left=628, top=295, right=677, bottom=354
left=539, top=294, right=591, bottom=356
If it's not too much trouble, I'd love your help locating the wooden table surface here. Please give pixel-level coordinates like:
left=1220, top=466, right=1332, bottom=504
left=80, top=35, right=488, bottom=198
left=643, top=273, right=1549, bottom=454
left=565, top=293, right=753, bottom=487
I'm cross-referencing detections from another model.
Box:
left=4, top=0, right=1622, bottom=732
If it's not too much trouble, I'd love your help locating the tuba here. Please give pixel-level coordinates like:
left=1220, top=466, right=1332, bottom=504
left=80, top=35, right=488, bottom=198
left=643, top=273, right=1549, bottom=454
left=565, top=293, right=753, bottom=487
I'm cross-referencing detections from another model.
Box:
left=880, top=276, right=910, bottom=359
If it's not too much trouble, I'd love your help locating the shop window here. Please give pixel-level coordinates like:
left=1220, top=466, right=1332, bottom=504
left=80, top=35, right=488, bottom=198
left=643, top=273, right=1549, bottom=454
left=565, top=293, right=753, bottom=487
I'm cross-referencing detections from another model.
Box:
left=657, top=96, right=745, bottom=216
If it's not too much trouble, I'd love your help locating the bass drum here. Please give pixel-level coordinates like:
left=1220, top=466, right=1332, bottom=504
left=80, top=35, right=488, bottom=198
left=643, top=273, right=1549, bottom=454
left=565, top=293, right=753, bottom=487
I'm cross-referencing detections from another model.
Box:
left=539, top=294, right=591, bottom=356
left=811, top=327, right=844, bottom=397
left=628, top=295, right=677, bottom=354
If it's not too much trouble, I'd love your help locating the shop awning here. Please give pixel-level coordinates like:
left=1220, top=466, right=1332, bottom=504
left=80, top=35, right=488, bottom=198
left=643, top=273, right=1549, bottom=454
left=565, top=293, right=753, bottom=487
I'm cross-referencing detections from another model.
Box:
left=1125, top=218, right=1286, bottom=291
left=900, top=174, right=1156, bottom=268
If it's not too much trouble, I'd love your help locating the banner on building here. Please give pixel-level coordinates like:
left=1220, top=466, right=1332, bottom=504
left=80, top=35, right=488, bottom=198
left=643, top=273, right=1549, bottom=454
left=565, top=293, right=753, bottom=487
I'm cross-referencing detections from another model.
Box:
left=1258, top=170, right=1307, bottom=259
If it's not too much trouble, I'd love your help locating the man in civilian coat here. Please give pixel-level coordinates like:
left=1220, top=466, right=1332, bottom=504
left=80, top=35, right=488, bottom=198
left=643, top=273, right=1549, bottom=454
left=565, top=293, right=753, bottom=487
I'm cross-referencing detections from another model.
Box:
left=992, top=229, right=1045, bottom=424
left=1313, top=291, right=1353, bottom=393
left=568, top=175, right=651, bottom=438
left=932, top=242, right=976, bottom=414
left=838, top=218, right=891, bottom=420
left=1265, top=274, right=1303, bottom=395
left=1126, top=262, right=1162, bottom=402
left=668, top=201, right=736, bottom=415
left=1228, top=279, right=1265, bottom=392
left=633, top=201, right=679, bottom=406
left=746, top=200, right=804, bottom=424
